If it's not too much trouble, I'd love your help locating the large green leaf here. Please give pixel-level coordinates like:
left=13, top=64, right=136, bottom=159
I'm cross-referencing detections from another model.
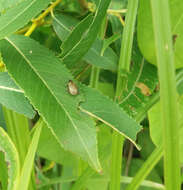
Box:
left=52, top=13, right=117, bottom=71
left=0, top=35, right=101, bottom=171
left=0, top=127, right=20, bottom=190
left=0, top=72, right=35, bottom=118
left=0, top=0, right=51, bottom=40
left=60, top=0, right=111, bottom=66
left=0, top=0, right=25, bottom=13
left=0, top=34, right=141, bottom=167
left=137, top=0, right=183, bottom=69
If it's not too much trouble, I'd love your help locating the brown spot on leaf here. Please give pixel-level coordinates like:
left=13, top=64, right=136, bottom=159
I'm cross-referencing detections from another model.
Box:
left=136, top=82, right=151, bottom=96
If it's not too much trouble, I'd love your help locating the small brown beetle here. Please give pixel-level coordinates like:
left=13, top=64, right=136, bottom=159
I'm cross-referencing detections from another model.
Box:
left=67, top=80, right=79, bottom=95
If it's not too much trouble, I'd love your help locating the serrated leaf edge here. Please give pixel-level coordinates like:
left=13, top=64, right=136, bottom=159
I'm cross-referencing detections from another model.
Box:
left=5, top=36, right=101, bottom=171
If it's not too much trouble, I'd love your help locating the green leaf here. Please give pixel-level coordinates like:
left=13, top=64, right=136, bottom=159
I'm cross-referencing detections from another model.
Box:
left=123, top=158, right=162, bottom=190
left=79, top=85, right=142, bottom=148
left=0, top=152, right=8, bottom=190
left=0, top=0, right=25, bottom=13
left=98, top=82, right=115, bottom=98
left=119, top=44, right=158, bottom=118
left=52, top=13, right=78, bottom=41
left=60, top=14, right=93, bottom=57
left=137, top=129, right=156, bottom=160
left=0, top=34, right=101, bottom=171
left=85, top=39, right=118, bottom=71
left=37, top=122, right=77, bottom=165
left=101, top=33, right=121, bottom=56
left=0, top=0, right=51, bottom=40
left=60, top=0, right=111, bottom=66
left=18, top=119, right=42, bottom=190
left=109, top=0, right=127, bottom=10
left=137, top=0, right=183, bottom=69
left=0, top=72, right=36, bottom=118
left=148, top=95, right=183, bottom=163
left=52, top=13, right=117, bottom=71
left=0, top=127, right=20, bottom=190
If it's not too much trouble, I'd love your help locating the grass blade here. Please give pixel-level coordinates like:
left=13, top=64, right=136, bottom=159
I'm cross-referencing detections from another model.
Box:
left=18, top=119, right=43, bottom=190
left=150, top=0, right=181, bottom=189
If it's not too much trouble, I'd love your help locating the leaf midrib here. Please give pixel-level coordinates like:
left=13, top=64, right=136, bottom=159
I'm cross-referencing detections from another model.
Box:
left=52, top=14, right=71, bottom=33
left=0, top=85, right=23, bottom=93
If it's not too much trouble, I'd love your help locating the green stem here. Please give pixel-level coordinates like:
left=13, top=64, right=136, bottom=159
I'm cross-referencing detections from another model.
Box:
left=89, top=14, right=107, bottom=89
left=89, top=67, right=100, bottom=88
left=110, top=133, right=124, bottom=190
left=151, top=1, right=180, bottom=189
left=110, top=1, right=139, bottom=190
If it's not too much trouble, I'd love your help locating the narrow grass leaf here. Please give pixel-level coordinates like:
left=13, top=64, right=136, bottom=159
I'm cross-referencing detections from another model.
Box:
left=0, top=127, right=20, bottom=190
left=18, top=120, right=43, bottom=190
left=151, top=0, right=181, bottom=188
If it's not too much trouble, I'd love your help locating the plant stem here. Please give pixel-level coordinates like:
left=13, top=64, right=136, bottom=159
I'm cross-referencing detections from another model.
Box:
left=110, top=1, right=138, bottom=190
left=89, top=14, right=107, bottom=89
left=24, top=0, right=62, bottom=36
left=151, top=0, right=181, bottom=189
left=115, top=0, right=139, bottom=102
left=89, top=67, right=100, bottom=88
